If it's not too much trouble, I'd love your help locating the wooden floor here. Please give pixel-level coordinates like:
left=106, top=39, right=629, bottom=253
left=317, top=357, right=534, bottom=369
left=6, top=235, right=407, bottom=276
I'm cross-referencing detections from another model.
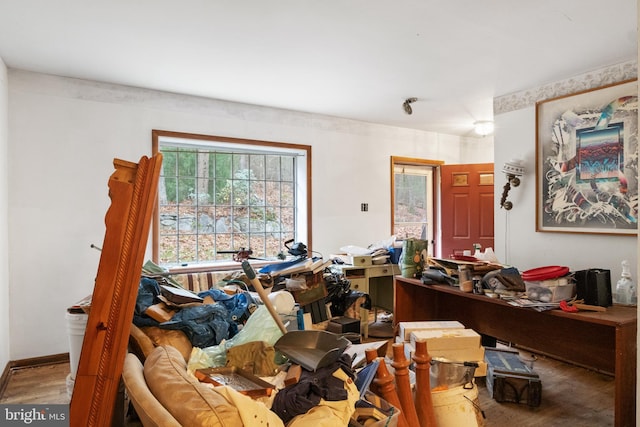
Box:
left=475, top=348, right=614, bottom=427
left=0, top=343, right=615, bottom=427
left=0, top=362, right=71, bottom=405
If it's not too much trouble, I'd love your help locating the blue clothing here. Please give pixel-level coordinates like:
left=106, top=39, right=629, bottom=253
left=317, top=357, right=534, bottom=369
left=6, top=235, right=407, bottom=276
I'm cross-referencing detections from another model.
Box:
left=133, top=277, right=162, bottom=327
left=198, top=288, right=256, bottom=324
left=160, top=303, right=231, bottom=348
left=133, top=277, right=235, bottom=347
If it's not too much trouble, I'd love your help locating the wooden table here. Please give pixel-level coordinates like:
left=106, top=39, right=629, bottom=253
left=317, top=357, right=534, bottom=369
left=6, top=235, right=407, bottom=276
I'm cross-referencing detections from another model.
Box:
left=394, top=276, right=637, bottom=427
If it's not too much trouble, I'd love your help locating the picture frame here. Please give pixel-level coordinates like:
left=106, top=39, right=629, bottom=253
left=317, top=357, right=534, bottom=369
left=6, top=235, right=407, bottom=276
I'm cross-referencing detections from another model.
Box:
left=536, top=79, right=638, bottom=235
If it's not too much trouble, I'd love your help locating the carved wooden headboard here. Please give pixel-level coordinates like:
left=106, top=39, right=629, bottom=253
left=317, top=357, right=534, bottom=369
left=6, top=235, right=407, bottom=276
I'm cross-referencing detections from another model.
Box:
left=70, top=154, right=162, bottom=426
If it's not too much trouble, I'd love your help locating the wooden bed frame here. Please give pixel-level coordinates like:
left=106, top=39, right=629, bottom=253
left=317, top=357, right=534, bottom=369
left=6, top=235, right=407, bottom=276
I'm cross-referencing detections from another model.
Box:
left=69, top=154, right=162, bottom=426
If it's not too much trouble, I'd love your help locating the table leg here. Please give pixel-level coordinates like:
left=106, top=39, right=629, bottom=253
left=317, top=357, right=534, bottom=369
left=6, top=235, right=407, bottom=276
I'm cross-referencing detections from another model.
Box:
left=614, top=322, right=636, bottom=427
left=360, top=307, right=369, bottom=339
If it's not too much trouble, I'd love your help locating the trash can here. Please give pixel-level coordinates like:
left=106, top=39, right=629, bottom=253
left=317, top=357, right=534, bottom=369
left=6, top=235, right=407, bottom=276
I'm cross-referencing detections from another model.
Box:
left=65, top=309, right=88, bottom=398
left=431, top=383, right=483, bottom=427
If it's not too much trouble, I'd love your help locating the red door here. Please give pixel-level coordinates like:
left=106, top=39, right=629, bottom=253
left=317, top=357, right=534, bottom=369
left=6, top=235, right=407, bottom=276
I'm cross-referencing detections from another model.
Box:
left=440, top=163, right=494, bottom=258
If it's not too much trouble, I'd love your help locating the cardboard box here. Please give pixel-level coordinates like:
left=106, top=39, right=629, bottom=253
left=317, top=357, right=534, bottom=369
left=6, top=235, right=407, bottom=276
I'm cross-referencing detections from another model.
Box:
left=396, top=338, right=487, bottom=377
left=475, top=360, right=487, bottom=377
left=403, top=339, right=484, bottom=361
left=195, top=366, right=275, bottom=398
left=303, top=299, right=330, bottom=324
left=429, top=346, right=485, bottom=362
left=398, top=320, right=465, bottom=342
left=410, top=328, right=481, bottom=350
left=327, top=316, right=361, bottom=334
left=291, top=281, right=327, bottom=305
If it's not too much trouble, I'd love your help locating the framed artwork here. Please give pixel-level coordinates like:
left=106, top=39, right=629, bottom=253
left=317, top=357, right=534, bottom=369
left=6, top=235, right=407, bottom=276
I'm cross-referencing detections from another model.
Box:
left=536, top=79, right=638, bottom=235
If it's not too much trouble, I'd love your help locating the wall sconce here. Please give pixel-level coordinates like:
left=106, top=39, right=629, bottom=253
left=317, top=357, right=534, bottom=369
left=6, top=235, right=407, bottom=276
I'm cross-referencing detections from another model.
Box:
left=500, top=159, right=525, bottom=210
left=474, top=120, right=494, bottom=137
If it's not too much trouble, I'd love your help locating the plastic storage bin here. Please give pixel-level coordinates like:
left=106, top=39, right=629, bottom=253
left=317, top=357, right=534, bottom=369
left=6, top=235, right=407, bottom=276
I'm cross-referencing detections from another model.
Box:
left=351, top=390, right=400, bottom=427
left=525, top=277, right=575, bottom=302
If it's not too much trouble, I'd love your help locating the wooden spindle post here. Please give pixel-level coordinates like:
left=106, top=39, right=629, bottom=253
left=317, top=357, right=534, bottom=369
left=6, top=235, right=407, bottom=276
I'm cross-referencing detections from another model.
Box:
left=413, top=339, right=437, bottom=427
left=367, top=352, right=409, bottom=427
left=365, top=347, right=379, bottom=364
left=392, top=343, right=421, bottom=427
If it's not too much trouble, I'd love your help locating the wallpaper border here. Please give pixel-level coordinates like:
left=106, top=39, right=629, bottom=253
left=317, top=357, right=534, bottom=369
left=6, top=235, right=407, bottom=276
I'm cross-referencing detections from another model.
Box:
left=494, top=60, right=637, bottom=115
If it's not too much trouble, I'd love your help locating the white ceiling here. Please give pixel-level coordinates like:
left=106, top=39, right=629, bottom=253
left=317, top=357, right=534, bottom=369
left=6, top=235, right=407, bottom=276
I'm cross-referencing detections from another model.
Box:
left=0, top=1, right=637, bottom=136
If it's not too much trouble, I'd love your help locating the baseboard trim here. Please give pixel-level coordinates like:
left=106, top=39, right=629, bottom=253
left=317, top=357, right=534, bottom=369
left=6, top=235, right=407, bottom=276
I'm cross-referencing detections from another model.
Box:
left=0, top=353, right=69, bottom=398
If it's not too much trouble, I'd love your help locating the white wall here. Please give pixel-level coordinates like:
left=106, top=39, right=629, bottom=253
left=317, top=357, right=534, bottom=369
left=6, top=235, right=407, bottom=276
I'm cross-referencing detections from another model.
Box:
left=6, top=70, right=487, bottom=359
left=0, top=58, right=9, bottom=370
left=460, top=135, right=494, bottom=165
left=494, top=61, right=638, bottom=284
left=496, top=62, right=639, bottom=424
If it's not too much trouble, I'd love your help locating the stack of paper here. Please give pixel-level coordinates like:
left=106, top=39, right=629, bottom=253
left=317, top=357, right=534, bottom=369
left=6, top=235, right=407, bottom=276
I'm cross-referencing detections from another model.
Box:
left=369, top=248, right=390, bottom=264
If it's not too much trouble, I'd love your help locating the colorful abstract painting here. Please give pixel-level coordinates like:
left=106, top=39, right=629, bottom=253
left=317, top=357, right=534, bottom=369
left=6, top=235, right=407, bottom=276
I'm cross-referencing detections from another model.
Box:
left=536, top=80, right=638, bottom=234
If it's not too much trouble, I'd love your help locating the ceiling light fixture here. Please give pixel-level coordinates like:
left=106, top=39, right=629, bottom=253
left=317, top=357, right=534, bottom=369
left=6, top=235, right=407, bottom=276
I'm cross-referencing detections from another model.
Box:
left=403, top=97, right=418, bottom=115
left=474, top=120, right=494, bottom=136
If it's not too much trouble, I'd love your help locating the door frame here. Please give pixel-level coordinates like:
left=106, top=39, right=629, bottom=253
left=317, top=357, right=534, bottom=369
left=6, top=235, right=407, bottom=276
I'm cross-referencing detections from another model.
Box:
left=390, top=156, right=444, bottom=256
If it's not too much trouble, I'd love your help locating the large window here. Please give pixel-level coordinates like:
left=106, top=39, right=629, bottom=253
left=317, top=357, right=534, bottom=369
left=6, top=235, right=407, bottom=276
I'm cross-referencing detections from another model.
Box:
left=152, top=130, right=311, bottom=268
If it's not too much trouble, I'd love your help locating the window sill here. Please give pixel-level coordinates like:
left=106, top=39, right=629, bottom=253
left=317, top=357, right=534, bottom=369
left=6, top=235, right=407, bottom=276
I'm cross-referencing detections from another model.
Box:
left=165, top=259, right=282, bottom=275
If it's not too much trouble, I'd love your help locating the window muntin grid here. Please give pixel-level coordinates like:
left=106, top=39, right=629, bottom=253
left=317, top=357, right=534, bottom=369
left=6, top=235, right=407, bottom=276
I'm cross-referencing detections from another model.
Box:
left=157, top=140, right=302, bottom=267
